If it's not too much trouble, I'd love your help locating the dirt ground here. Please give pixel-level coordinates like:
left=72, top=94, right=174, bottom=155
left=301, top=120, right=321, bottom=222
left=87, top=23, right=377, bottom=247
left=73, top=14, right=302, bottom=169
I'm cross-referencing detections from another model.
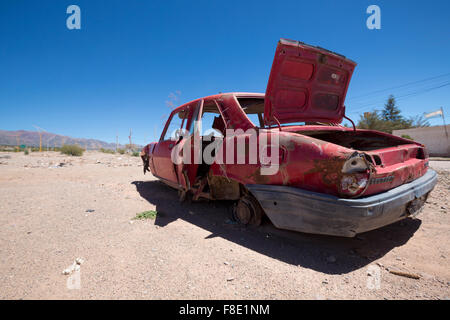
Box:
left=0, top=151, right=449, bottom=300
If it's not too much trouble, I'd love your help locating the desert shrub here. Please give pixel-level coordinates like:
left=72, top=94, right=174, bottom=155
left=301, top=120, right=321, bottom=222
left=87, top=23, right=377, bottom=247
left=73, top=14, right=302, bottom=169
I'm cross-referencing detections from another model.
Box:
left=60, top=144, right=84, bottom=156
left=117, top=148, right=125, bottom=154
left=24, top=149, right=29, bottom=155
left=132, top=151, right=140, bottom=157
left=100, top=148, right=115, bottom=154
left=133, top=210, right=157, bottom=220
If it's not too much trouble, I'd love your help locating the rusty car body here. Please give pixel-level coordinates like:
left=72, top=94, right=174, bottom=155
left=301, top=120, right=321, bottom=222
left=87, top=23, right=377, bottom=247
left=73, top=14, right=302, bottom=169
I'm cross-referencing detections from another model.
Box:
left=141, top=39, right=437, bottom=237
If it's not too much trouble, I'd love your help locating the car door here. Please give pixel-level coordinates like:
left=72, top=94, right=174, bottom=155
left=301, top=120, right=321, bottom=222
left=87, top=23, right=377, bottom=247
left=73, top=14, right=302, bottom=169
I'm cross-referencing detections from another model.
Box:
left=174, top=100, right=202, bottom=190
left=152, top=107, right=188, bottom=185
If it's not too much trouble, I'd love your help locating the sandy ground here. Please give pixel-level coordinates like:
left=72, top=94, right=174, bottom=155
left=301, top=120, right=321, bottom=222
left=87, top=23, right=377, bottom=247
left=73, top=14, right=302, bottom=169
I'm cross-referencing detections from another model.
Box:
left=0, top=151, right=449, bottom=300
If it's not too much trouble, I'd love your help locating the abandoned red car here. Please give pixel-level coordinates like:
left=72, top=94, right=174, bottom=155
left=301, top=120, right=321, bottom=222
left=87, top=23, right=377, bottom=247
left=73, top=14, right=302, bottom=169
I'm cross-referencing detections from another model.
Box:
left=141, top=38, right=437, bottom=237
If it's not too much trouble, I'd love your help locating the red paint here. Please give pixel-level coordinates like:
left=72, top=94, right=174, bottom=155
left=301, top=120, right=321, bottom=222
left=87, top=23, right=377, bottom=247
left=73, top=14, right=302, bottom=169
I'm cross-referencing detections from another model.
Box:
left=141, top=39, right=429, bottom=200
left=265, top=39, right=356, bottom=125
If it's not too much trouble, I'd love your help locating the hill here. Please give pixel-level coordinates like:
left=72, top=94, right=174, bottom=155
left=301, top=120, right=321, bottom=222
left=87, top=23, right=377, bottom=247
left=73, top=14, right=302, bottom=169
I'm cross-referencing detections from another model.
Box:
left=0, top=129, right=130, bottom=150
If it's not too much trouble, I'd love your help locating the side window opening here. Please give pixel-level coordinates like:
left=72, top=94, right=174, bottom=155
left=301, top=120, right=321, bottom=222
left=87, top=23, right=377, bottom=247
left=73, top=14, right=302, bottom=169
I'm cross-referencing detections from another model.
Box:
left=198, top=101, right=225, bottom=138
left=162, top=109, right=188, bottom=141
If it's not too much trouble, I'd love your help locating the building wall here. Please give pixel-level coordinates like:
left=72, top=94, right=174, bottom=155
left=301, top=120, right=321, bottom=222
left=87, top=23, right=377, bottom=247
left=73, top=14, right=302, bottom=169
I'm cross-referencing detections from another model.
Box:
left=392, top=125, right=450, bottom=157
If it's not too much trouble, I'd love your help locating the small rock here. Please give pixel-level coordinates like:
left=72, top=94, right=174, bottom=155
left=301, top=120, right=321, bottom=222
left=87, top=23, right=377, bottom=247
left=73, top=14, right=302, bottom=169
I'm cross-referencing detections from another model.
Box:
left=224, top=261, right=230, bottom=265
left=227, top=277, right=234, bottom=281
left=62, top=262, right=77, bottom=275
left=85, top=209, right=95, bottom=213
left=75, top=258, right=84, bottom=265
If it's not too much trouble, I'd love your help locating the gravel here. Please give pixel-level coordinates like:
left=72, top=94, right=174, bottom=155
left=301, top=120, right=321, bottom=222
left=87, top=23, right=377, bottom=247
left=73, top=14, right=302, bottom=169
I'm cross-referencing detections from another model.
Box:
left=0, top=151, right=448, bottom=299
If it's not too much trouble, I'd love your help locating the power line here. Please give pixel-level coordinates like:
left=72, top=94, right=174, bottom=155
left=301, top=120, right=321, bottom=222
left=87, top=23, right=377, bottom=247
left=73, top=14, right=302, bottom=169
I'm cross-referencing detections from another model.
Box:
left=347, top=72, right=450, bottom=102
left=349, top=78, right=450, bottom=107
left=348, top=80, right=450, bottom=113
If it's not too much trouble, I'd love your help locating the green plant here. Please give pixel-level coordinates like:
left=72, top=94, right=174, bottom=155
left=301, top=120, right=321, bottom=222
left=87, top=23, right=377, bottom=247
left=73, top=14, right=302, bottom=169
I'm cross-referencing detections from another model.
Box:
left=60, top=144, right=84, bottom=156
left=117, top=148, right=125, bottom=154
left=401, top=134, right=414, bottom=140
left=133, top=210, right=157, bottom=220
left=100, top=148, right=115, bottom=154
left=132, top=151, right=140, bottom=157
left=24, top=149, right=29, bottom=155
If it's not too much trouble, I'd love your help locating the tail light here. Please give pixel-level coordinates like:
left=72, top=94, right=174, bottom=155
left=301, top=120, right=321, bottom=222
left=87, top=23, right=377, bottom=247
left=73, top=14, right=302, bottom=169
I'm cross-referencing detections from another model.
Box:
left=339, top=153, right=372, bottom=197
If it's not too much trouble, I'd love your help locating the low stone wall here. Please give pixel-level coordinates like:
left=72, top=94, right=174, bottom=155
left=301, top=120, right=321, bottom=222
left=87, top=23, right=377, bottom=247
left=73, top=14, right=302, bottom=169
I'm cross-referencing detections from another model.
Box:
left=393, top=125, right=450, bottom=157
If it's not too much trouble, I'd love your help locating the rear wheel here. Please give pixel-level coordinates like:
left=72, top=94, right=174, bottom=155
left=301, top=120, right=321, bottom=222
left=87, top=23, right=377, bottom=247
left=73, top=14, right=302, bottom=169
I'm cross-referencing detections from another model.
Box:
left=233, top=194, right=263, bottom=226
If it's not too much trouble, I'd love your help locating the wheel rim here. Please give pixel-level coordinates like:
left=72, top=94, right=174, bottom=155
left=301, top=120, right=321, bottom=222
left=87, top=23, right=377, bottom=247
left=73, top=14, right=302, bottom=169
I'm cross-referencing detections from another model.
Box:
left=235, top=199, right=252, bottom=225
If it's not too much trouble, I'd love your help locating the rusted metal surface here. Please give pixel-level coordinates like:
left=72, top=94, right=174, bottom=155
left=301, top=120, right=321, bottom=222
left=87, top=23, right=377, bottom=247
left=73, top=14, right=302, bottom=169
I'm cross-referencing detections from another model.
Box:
left=208, top=174, right=240, bottom=200
left=139, top=38, right=437, bottom=236
left=233, top=193, right=263, bottom=226
left=247, top=170, right=437, bottom=237
left=264, top=39, right=356, bottom=125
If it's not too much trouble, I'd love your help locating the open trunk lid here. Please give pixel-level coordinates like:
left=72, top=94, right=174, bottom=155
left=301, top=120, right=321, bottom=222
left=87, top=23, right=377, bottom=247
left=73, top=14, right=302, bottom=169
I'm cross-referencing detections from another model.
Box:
left=264, top=39, right=356, bottom=125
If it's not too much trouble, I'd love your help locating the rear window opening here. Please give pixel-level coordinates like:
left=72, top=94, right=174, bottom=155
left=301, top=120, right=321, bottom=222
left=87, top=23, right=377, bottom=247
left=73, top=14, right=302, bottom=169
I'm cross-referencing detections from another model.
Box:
left=237, top=97, right=321, bottom=128
left=237, top=97, right=265, bottom=127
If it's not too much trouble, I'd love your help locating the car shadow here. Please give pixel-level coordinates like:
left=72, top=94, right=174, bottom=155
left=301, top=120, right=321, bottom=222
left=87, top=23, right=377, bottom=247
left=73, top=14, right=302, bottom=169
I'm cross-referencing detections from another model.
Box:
left=132, top=179, right=421, bottom=275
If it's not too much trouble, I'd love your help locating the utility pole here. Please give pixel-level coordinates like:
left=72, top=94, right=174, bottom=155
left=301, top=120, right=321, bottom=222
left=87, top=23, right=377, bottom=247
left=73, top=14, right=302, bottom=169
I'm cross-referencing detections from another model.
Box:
left=15, top=134, right=20, bottom=151
left=33, top=125, right=46, bottom=152
left=38, top=132, right=42, bottom=152
left=128, top=129, right=133, bottom=151
left=116, top=133, right=118, bottom=152
left=441, top=107, right=448, bottom=139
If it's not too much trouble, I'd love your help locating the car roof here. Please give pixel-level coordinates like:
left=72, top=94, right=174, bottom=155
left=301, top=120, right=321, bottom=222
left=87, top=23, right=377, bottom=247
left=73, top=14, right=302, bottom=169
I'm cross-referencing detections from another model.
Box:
left=171, top=92, right=265, bottom=113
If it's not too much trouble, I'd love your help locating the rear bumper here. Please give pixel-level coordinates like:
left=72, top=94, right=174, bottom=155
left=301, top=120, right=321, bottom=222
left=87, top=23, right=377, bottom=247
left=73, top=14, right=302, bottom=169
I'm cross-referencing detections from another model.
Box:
left=246, top=169, right=438, bottom=237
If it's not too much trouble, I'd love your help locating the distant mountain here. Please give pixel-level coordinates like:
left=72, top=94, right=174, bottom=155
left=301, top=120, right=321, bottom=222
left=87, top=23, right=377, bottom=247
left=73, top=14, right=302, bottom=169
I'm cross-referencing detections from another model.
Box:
left=0, top=130, right=136, bottom=150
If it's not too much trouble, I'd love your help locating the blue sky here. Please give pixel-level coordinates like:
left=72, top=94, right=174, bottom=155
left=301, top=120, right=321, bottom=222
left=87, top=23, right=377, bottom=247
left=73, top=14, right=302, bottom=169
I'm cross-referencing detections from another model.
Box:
left=1, top=0, right=449, bottom=145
